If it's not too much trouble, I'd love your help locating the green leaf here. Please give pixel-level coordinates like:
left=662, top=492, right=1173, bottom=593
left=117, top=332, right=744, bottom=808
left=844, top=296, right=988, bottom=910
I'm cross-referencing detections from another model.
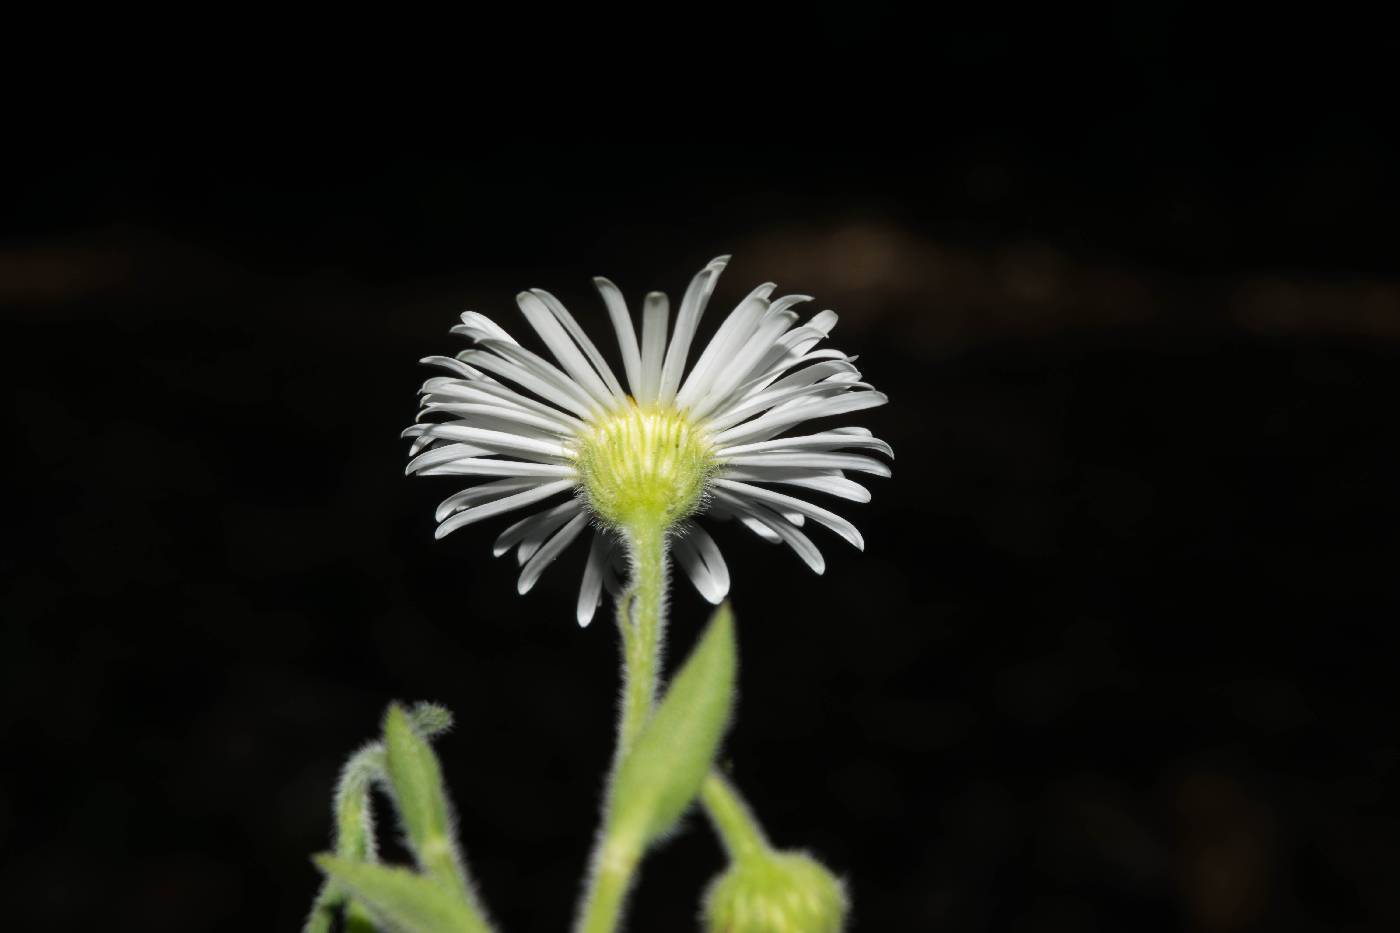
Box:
left=306, top=702, right=479, bottom=933
left=314, top=855, right=489, bottom=933
left=611, top=603, right=737, bottom=845
left=383, top=703, right=492, bottom=926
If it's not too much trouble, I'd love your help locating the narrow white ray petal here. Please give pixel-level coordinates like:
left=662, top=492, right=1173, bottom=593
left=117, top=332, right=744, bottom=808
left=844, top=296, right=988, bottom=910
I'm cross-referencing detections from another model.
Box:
left=594, top=277, right=644, bottom=396
left=703, top=380, right=864, bottom=433
left=712, top=488, right=826, bottom=573
left=453, top=311, right=518, bottom=343
left=533, top=288, right=628, bottom=400
left=712, top=391, right=889, bottom=446
left=657, top=256, right=728, bottom=403
left=417, top=459, right=577, bottom=478
left=732, top=349, right=856, bottom=401
left=518, top=512, right=590, bottom=594
left=766, top=294, right=814, bottom=317
left=576, top=531, right=616, bottom=627
left=723, top=451, right=891, bottom=477
left=407, top=442, right=498, bottom=475
left=638, top=292, right=669, bottom=404
left=421, top=355, right=500, bottom=382
left=673, top=533, right=726, bottom=604
left=415, top=403, right=571, bottom=440
left=420, top=379, right=541, bottom=412
left=494, top=499, right=582, bottom=557
left=759, top=359, right=860, bottom=395
left=802, top=309, right=839, bottom=336
left=518, top=290, right=619, bottom=407
left=688, top=310, right=800, bottom=420
left=685, top=523, right=730, bottom=597
left=739, top=516, right=782, bottom=543
left=460, top=311, right=518, bottom=342
left=434, top=480, right=575, bottom=540
left=602, top=549, right=626, bottom=597
left=434, top=477, right=549, bottom=521
left=402, top=424, right=570, bottom=461
left=458, top=348, right=598, bottom=420
left=474, top=338, right=604, bottom=419
left=675, top=284, right=775, bottom=408
left=713, top=478, right=865, bottom=550
left=718, top=431, right=894, bottom=460
left=428, top=377, right=587, bottom=432
left=720, top=468, right=872, bottom=502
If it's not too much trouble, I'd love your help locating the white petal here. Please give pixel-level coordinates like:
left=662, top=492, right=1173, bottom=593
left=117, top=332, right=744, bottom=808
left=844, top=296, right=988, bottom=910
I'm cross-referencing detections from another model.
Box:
left=638, top=292, right=669, bottom=404
left=703, top=380, right=866, bottom=433
left=402, top=423, right=570, bottom=462
left=688, top=310, right=800, bottom=420
left=429, top=377, right=586, bottom=433
left=421, top=355, right=498, bottom=382
left=471, top=339, right=603, bottom=419
left=494, top=499, right=582, bottom=557
left=674, top=284, right=774, bottom=409
left=434, top=479, right=575, bottom=539
left=576, top=531, right=616, bottom=627
left=686, top=523, right=730, bottom=596
left=712, top=478, right=865, bottom=550
left=458, top=347, right=598, bottom=420
left=717, top=431, right=894, bottom=460
left=415, top=403, right=571, bottom=441
left=594, top=277, right=644, bottom=396
left=407, top=442, right=498, bottom=474
left=518, top=512, right=590, bottom=594
left=533, top=288, right=628, bottom=400
left=740, top=348, right=855, bottom=398
left=416, top=458, right=576, bottom=478
left=712, top=489, right=826, bottom=573
left=723, top=451, right=891, bottom=477
left=739, top=516, right=782, bottom=543
left=756, top=359, right=860, bottom=396
left=657, top=256, right=728, bottom=403
left=712, top=391, right=889, bottom=447
left=719, top=468, right=872, bottom=502
left=434, top=477, right=549, bottom=521
left=674, top=533, right=726, bottom=604
left=518, top=290, right=621, bottom=407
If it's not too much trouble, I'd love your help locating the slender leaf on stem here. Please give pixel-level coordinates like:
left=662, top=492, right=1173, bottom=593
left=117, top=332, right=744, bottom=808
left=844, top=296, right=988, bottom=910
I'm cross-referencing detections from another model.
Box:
left=611, top=603, right=737, bottom=846
left=382, top=704, right=490, bottom=924
left=305, top=701, right=471, bottom=933
left=315, top=855, right=490, bottom=933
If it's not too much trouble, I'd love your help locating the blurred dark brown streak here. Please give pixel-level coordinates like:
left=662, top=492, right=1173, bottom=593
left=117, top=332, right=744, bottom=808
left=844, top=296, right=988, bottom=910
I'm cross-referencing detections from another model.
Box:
left=4, top=19, right=1400, bottom=932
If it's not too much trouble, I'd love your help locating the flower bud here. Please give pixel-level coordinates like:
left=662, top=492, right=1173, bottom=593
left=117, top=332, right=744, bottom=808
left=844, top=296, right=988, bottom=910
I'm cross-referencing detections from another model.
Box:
left=702, top=849, right=848, bottom=933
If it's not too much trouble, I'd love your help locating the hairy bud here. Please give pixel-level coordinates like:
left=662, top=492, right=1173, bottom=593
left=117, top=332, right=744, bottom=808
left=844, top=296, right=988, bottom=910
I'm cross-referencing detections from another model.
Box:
left=702, top=849, right=848, bottom=933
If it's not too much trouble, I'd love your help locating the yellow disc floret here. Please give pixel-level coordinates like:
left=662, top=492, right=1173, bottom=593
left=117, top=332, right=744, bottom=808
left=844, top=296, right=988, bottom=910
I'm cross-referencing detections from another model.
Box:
left=574, top=403, right=716, bottom=531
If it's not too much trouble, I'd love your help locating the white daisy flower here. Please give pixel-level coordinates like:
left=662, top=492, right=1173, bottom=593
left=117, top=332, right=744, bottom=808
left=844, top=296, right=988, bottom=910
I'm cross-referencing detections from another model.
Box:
left=405, top=257, right=892, bottom=626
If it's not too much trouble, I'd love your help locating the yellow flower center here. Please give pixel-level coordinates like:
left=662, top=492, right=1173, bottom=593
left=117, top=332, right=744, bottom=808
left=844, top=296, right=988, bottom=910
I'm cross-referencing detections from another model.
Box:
left=574, top=403, right=716, bottom=530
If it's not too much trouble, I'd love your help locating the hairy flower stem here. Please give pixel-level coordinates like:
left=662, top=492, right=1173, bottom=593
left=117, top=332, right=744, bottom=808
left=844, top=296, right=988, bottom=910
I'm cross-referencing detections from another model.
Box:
left=617, top=521, right=667, bottom=761
left=700, top=771, right=771, bottom=864
left=578, top=520, right=764, bottom=933
left=576, top=519, right=669, bottom=933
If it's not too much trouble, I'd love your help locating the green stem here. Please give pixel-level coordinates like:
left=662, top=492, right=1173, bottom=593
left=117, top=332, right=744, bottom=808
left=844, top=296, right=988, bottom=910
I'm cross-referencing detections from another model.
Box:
left=616, top=520, right=667, bottom=762
left=576, top=519, right=669, bottom=933
left=700, top=772, right=771, bottom=864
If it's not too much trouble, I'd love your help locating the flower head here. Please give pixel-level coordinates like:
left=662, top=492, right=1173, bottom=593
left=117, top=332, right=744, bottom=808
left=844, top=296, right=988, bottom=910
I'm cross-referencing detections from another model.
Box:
left=405, top=257, right=892, bottom=625
left=701, top=849, right=848, bottom=933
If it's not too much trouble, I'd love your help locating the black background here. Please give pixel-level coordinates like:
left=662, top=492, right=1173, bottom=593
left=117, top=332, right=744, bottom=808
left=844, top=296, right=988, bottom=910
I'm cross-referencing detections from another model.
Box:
left=5, top=13, right=1399, bottom=932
